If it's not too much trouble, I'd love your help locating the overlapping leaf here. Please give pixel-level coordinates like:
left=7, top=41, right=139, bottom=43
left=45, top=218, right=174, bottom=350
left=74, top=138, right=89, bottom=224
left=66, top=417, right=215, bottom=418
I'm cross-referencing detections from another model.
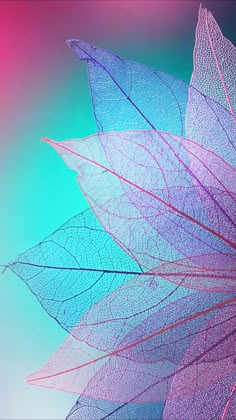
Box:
left=68, top=40, right=188, bottom=135
left=163, top=374, right=236, bottom=420
left=160, top=10, right=236, bottom=418
left=26, top=273, right=235, bottom=405
left=67, top=396, right=164, bottom=420
left=63, top=31, right=236, bottom=277
left=8, top=6, right=236, bottom=420
left=149, top=254, right=236, bottom=293
left=163, top=305, right=236, bottom=420
left=42, top=130, right=236, bottom=282
left=68, top=34, right=236, bottom=166
left=186, top=6, right=236, bottom=205
left=8, top=9, right=235, bottom=327
left=190, top=6, right=236, bottom=115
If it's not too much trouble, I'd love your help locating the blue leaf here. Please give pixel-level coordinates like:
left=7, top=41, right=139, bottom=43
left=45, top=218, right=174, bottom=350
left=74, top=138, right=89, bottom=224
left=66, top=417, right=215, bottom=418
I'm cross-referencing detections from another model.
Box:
left=7, top=209, right=143, bottom=331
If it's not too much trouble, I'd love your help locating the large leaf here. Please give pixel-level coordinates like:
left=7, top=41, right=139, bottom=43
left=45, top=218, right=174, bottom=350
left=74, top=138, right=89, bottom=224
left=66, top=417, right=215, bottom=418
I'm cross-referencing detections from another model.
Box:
left=26, top=276, right=235, bottom=404
left=68, top=38, right=236, bottom=166
left=27, top=273, right=190, bottom=357
left=7, top=209, right=143, bottom=331
left=42, top=130, right=236, bottom=278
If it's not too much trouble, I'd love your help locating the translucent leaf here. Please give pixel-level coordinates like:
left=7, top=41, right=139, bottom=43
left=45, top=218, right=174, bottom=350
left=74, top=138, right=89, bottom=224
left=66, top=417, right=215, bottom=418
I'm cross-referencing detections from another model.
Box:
left=68, top=39, right=188, bottom=135
left=28, top=274, right=190, bottom=359
left=66, top=397, right=163, bottom=420
left=191, top=6, right=236, bottom=116
left=186, top=6, right=236, bottom=170
left=26, top=275, right=235, bottom=405
left=9, top=10, right=236, bottom=420
left=163, top=374, right=236, bottom=420
left=68, top=38, right=236, bottom=167
left=42, top=130, right=236, bottom=276
left=7, top=209, right=143, bottom=331
left=150, top=254, right=236, bottom=293
left=163, top=304, right=236, bottom=420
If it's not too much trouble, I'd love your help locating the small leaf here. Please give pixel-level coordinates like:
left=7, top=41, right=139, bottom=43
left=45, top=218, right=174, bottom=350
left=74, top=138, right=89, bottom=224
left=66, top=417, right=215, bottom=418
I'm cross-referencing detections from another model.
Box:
left=191, top=6, right=236, bottom=116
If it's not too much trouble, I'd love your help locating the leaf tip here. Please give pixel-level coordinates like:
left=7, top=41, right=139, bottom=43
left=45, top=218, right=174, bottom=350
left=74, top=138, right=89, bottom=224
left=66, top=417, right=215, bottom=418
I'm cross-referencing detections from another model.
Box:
left=66, top=39, right=98, bottom=61
left=41, top=137, right=57, bottom=147
left=26, top=370, right=45, bottom=386
left=66, top=39, right=77, bottom=49
left=26, top=374, right=36, bottom=386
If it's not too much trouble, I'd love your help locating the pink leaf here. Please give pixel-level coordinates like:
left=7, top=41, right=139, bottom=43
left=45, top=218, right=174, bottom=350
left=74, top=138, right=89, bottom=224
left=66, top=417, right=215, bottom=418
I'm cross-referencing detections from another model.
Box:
left=42, top=131, right=235, bottom=276
left=26, top=280, right=235, bottom=405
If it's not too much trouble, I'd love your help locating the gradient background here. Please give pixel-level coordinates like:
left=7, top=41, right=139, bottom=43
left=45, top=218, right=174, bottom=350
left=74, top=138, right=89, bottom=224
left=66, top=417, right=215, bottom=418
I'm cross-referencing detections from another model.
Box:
left=0, top=1, right=235, bottom=419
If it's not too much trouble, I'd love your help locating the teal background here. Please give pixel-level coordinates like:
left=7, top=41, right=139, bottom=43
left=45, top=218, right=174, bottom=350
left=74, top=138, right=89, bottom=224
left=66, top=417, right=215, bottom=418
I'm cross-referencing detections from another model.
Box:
left=0, top=1, right=235, bottom=418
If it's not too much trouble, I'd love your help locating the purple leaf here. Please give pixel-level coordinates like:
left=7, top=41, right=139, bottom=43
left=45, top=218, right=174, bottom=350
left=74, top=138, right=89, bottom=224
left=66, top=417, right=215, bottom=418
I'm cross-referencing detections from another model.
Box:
left=150, top=254, right=236, bottom=293
left=163, top=304, right=236, bottom=419
left=66, top=397, right=163, bottom=420
left=42, top=130, right=235, bottom=280
left=68, top=38, right=236, bottom=167
left=68, top=40, right=188, bottom=135
left=25, top=275, right=235, bottom=405
left=163, top=373, right=236, bottom=420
